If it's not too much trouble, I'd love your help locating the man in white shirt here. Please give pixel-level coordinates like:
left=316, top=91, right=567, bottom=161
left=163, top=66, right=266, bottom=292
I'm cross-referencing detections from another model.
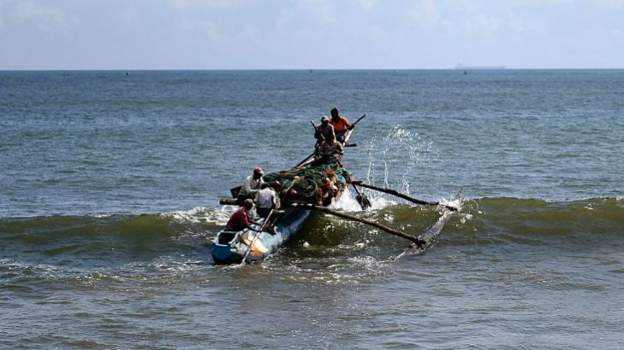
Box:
left=255, top=182, right=280, bottom=218
left=238, top=167, right=264, bottom=203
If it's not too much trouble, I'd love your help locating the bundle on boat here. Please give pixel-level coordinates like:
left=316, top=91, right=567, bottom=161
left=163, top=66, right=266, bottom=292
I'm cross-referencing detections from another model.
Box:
left=264, top=162, right=351, bottom=207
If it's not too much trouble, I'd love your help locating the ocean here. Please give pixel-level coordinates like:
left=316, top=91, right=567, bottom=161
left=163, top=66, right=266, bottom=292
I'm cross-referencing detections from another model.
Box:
left=1, top=70, right=623, bottom=349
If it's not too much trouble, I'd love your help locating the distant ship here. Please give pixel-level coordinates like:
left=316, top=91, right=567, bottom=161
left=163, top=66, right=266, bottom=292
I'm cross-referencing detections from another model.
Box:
left=454, top=64, right=506, bottom=70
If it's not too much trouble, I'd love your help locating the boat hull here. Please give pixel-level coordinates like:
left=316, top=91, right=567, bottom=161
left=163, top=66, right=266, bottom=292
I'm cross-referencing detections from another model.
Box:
left=211, top=207, right=312, bottom=264
left=213, top=132, right=353, bottom=265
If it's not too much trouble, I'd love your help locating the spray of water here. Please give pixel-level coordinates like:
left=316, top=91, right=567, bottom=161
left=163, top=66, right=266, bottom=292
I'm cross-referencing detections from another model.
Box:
left=364, top=126, right=434, bottom=205
left=332, top=187, right=396, bottom=212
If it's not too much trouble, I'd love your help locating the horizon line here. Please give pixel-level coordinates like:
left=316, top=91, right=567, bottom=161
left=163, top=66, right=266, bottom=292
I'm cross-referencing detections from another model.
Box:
left=1, top=67, right=624, bottom=72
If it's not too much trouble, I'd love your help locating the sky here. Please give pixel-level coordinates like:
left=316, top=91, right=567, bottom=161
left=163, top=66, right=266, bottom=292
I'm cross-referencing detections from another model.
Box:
left=0, top=0, right=623, bottom=69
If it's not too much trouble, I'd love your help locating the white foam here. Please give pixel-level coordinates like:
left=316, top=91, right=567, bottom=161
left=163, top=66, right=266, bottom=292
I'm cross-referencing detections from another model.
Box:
left=332, top=189, right=364, bottom=212
left=331, top=188, right=398, bottom=212
left=163, top=206, right=235, bottom=225
left=439, top=196, right=463, bottom=211
left=369, top=196, right=396, bottom=210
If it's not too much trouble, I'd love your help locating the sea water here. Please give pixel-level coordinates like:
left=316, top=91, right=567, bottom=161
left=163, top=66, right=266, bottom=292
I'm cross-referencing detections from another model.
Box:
left=1, top=70, right=623, bottom=349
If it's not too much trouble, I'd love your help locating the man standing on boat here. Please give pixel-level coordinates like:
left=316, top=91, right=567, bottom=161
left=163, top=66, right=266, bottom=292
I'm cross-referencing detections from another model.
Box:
left=313, top=133, right=344, bottom=166
left=225, top=199, right=256, bottom=231
left=255, top=182, right=280, bottom=218
left=315, top=116, right=335, bottom=143
left=329, top=108, right=352, bottom=143
left=238, top=167, right=264, bottom=204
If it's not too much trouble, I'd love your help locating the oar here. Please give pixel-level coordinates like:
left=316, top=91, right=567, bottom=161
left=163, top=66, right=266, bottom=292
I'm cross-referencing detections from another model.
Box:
left=294, top=121, right=323, bottom=167
left=349, top=113, right=367, bottom=129
left=351, top=183, right=371, bottom=210
left=294, top=151, right=315, bottom=168
left=240, top=209, right=274, bottom=265
left=291, top=203, right=424, bottom=248
left=350, top=181, right=458, bottom=211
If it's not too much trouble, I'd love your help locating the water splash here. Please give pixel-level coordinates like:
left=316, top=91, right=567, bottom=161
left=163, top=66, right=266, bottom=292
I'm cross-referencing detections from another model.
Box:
left=333, top=187, right=397, bottom=212
left=364, top=126, right=434, bottom=204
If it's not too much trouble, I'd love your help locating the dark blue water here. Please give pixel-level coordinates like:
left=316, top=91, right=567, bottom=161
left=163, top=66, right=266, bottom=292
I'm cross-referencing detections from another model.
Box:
left=1, top=70, right=623, bottom=349
left=2, top=70, right=623, bottom=216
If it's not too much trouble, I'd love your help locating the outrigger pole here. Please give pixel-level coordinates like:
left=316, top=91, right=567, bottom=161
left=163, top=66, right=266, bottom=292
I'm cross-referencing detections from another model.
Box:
left=290, top=203, right=425, bottom=248
left=349, top=180, right=458, bottom=212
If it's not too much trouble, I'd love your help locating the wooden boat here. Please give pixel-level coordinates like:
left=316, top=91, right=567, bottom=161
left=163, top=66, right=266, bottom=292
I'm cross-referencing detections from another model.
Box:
left=211, top=207, right=314, bottom=264
left=212, top=128, right=354, bottom=265
left=211, top=114, right=460, bottom=264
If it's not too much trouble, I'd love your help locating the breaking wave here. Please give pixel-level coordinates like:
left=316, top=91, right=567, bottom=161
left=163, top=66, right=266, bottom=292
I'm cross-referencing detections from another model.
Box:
left=0, top=197, right=622, bottom=262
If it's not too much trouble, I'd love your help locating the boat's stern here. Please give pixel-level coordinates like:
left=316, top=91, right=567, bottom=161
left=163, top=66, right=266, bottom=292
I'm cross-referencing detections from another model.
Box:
left=211, top=230, right=243, bottom=264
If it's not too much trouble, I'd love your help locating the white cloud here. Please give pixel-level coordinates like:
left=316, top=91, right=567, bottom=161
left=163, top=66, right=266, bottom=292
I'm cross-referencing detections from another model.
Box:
left=0, top=0, right=66, bottom=30
left=356, top=0, right=376, bottom=11
left=168, top=0, right=238, bottom=11
left=300, top=0, right=336, bottom=23
left=0, top=5, right=4, bottom=29
left=179, top=18, right=220, bottom=41
left=604, top=0, right=624, bottom=8
left=2, top=0, right=624, bottom=69
left=463, top=14, right=503, bottom=35
left=407, top=0, right=444, bottom=29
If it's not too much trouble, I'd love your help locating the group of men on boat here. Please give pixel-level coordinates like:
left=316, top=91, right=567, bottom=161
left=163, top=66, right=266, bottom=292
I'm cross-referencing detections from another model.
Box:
left=226, top=167, right=277, bottom=232
left=225, top=108, right=352, bottom=233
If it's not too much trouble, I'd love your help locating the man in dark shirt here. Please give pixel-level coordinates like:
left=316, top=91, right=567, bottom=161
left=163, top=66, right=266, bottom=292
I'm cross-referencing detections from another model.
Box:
left=315, top=116, right=335, bottom=143
left=226, top=199, right=255, bottom=231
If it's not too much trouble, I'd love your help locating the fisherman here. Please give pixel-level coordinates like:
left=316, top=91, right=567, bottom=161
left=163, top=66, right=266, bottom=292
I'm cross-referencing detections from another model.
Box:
left=238, top=167, right=264, bottom=203
left=313, top=133, right=344, bottom=166
left=281, top=177, right=301, bottom=206
left=329, top=108, right=352, bottom=143
left=225, top=199, right=256, bottom=231
left=315, top=177, right=339, bottom=206
left=315, top=116, right=335, bottom=144
left=255, top=182, right=280, bottom=218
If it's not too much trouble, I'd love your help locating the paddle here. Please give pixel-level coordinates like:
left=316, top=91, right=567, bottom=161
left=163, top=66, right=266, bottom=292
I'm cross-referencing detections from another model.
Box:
left=294, top=152, right=315, bottom=168
left=290, top=203, right=424, bottom=248
left=240, top=209, right=275, bottom=265
left=293, top=121, right=324, bottom=168
left=351, top=183, right=371, bottom=210
left=350, top=181, right=458, bottom=211
left=349, top=113, right=367, bottom=129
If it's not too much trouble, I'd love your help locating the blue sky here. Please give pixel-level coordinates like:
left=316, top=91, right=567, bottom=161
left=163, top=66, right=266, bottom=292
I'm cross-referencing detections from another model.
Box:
left=1, top=0, right=623, bottom=69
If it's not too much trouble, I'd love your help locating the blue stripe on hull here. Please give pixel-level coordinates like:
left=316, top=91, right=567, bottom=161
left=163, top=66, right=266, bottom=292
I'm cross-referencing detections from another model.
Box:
left=211, top=208, right=312, bottom=265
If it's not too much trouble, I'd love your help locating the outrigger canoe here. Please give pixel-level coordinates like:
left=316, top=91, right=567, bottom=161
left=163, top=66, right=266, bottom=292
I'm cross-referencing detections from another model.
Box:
left=211, top=117, right=461, bottom=265
left=212, top=129, right=354, bottom=265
